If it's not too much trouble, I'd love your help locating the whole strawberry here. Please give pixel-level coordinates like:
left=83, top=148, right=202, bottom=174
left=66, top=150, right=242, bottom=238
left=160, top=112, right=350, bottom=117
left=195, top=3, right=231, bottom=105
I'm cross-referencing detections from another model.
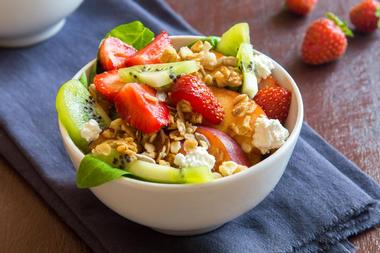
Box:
left=254, top=86, right=291, bottom=124
left=286, top=0, right=318, bottom=16
left=350, top=0, right=380, bottom=33
left=302, top=13, right=353, bottom=65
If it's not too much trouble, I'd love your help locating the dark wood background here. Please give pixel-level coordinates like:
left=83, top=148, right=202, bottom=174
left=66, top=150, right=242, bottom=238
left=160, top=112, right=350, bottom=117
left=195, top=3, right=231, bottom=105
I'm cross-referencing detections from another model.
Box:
left=0, top=0, right=379, bottom=252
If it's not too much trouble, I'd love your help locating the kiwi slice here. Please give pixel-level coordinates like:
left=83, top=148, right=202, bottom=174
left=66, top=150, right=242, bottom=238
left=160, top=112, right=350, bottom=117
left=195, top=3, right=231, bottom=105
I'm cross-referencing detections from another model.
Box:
left=126, top=160, right=214, bottom=184
left=118, top=60, right=200, bottom=88
left=56, top=80, right=111, bottom=153
left=237, top=43, right=258, bottom=98
left=216, top=23, right=250, bottom=56
left=82, top=148, right=214, bottom=184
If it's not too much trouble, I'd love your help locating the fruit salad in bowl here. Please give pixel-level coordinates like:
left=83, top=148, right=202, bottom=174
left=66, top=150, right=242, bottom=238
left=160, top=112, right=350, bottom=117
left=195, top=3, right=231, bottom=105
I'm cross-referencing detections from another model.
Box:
left=56, top=21, right=303, bottom=235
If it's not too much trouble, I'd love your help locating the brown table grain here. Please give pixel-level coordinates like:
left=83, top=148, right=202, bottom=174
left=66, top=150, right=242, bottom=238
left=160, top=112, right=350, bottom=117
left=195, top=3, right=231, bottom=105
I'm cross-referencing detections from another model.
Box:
left=1, top=0, right=379, bottom=252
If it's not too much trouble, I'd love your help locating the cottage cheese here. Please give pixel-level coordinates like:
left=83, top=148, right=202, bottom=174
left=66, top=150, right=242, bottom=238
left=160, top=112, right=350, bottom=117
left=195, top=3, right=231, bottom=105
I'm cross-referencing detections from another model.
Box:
left=252, top=116, right=289, bottom=154
left=174, top=147, right=215, bottom=170
left=253, top=54, right=275, bottom=81
left=80, top=119, right=102, bottom=142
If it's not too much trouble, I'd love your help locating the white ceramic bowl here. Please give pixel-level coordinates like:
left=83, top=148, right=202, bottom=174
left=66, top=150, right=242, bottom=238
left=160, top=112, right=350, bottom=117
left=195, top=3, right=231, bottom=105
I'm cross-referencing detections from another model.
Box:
left=58, top=36, right=304, bottom=236
left=0, top=0, right=83, bottom=47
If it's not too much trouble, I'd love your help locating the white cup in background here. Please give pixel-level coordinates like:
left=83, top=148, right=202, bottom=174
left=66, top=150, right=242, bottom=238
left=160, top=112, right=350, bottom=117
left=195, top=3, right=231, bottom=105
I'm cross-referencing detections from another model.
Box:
left=0, top=0, right=83, bottom=47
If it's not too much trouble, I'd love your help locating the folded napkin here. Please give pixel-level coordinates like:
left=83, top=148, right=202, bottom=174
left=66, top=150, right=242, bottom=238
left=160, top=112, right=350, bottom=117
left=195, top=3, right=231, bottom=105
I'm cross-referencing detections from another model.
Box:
left=0, top=0, right=379, bottom=252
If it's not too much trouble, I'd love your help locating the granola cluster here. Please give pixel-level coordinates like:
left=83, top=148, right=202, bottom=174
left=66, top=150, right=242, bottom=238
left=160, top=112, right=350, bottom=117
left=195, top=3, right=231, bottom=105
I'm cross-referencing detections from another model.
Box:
left=90, top=100, right=211, bottom=168
left=160, top=41, right=242, bottom=88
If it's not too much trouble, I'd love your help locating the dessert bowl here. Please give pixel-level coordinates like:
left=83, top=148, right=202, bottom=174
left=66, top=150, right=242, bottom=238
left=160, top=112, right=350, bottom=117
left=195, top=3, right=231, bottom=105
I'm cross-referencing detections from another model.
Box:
left=58, top=35, right=304, bottom=236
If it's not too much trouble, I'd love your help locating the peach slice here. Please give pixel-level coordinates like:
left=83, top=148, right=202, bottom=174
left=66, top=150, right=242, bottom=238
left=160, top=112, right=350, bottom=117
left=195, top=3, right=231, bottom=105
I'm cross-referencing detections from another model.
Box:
left=196, top=126, right=249, bottom=171
left=209, top=87, right=266, bottom=164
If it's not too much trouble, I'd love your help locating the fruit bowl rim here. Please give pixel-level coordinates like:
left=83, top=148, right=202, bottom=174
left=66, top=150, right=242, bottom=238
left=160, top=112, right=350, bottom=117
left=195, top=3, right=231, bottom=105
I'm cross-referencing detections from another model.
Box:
left=58, top=35, right=304, bottom=190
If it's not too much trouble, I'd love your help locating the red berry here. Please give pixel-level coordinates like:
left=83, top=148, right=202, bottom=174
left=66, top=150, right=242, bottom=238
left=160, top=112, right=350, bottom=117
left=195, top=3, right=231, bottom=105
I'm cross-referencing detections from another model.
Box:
left=350, top=0, right=380, bottom=33
left=286, top=0, right=318, bottom=15
left=98, top=37, right=137, bottom=71
left=301, top=13, right=352, bottom=65
left=125, top=31, right=172, bottom=66
left=254, top=86, right=291, bottom=123
left=115, top=83, right=169, bottom=134
left=170, top=75, right=224, bottom=125
left=94, top=70, right=125, bottom=101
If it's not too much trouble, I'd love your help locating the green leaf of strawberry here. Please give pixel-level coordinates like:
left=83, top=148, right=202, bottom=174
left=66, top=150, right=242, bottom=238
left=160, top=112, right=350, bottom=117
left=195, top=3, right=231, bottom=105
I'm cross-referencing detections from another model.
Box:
left=326, top=12, right=354, bottom=37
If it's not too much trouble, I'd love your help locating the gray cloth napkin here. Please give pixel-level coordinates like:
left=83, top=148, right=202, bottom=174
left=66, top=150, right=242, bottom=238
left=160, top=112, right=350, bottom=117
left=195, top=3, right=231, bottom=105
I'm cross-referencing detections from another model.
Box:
left=0, top=0, right=379, bottom=252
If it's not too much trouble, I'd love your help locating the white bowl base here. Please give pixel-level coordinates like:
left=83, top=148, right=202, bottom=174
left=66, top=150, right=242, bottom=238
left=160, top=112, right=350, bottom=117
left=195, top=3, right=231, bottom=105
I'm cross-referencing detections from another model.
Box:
left=151, top=224, right=223, bottom=236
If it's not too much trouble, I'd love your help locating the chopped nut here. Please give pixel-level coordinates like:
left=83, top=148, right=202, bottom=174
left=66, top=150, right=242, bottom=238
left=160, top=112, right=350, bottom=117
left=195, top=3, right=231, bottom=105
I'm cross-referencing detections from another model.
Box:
left=142, top=151, right=156, bottom=159
left=220, top=66, right=231, bottom=77
left=135, top=154, right=156, bottom=164
left=101, top=129, right=114, bottom=139
left=184, top=133, right=196, bottom=140
left=158, top=159, right=170, bottom=165
left=246, top=103, right=257, bottom=113
left=233, top=94, right=249, bottom=105
left=228, top=70, right=243, bottom=87
left=92, top=142, right=112, bottom=156
left=203, top=74, right=214, bottom=85
left=211, top=66, right=243, bottom=88
left=241, top=142, right=252, bottom=153
left=190, top=113, right=203, bottom=124
left=109, top=118, right=123, bottom=131
left=144, top=143, right=155, bottom=153
left=148, top=133, right=157, bottom=143
left=235, top=165, right=248, bottom=173
left=166, top=153, right=176, bottom=165
left=160, top=46, right=180, bottom=63
left=219, top=161, right=239, bottom=177
left=232, top=103, right=247, bottom=117
left=185, top=123, right=197, bottom=134
left=184, top=138, right=198, bottom=153
left=243, top=116, right=252, bottom=129
left=170, top=141, right=182, bottom=154
left=218, top=56, right=237, bottom=66
left=179, top=46, right=194, bottom=59
left=202, top=41, right=213, bottom=51
left=201, top=52, right=217, bottom=70
left=177, top=100, right=192, bottom=113
left=190, top=40, right=204, bottom=52
left=213, top=71, right=225, bottom=87
left=199, top=140, right=209, bottom=148
left=176, top=118, right=186, bottom=136
left=169, top=130, right=184, bottom=141
left=212, top=172, right=223, bottom=179
left=195, top=133, right=210, bottom=147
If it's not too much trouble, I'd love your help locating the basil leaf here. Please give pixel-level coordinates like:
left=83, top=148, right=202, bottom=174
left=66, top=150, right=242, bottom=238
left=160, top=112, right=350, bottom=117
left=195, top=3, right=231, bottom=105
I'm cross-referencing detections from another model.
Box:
left=106, top=21, right=154, bottom=50
left=79, top=72, right=88, bottom=87
left=188, top=36, right=220, bottom=49
left=76, top=155, right=130, bottom=188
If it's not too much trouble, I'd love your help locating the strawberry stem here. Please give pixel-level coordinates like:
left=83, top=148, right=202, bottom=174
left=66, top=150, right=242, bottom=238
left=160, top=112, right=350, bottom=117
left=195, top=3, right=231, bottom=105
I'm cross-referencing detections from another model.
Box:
left=376, top=6, right=380, bottom=29
left=325, top=12, right=354, bottom=37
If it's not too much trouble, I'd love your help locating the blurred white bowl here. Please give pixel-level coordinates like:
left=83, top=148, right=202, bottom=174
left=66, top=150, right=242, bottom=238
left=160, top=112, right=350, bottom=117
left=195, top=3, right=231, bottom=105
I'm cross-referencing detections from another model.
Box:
left=58, top=36, right=304, bottom=236
left=0, top=0, right=83, bottom=47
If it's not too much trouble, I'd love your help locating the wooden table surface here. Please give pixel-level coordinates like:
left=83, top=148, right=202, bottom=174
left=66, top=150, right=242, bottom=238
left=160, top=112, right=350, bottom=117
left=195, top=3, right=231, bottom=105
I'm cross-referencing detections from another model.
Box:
left=1, top=0, right=379, bottom=252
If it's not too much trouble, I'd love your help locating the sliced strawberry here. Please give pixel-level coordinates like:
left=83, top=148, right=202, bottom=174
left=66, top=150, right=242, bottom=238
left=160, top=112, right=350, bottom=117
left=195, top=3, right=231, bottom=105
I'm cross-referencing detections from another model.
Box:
left=98, top=37, right=137, bottom=71
left=115, top=83, right=169, bottom=134
left=93, top=70, right=126, bottom=101
left=170, top=75, right=224, bottom=125
left=254, top=86, right=291, bottom=123
left=125, top=31, right=171, bottom=66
